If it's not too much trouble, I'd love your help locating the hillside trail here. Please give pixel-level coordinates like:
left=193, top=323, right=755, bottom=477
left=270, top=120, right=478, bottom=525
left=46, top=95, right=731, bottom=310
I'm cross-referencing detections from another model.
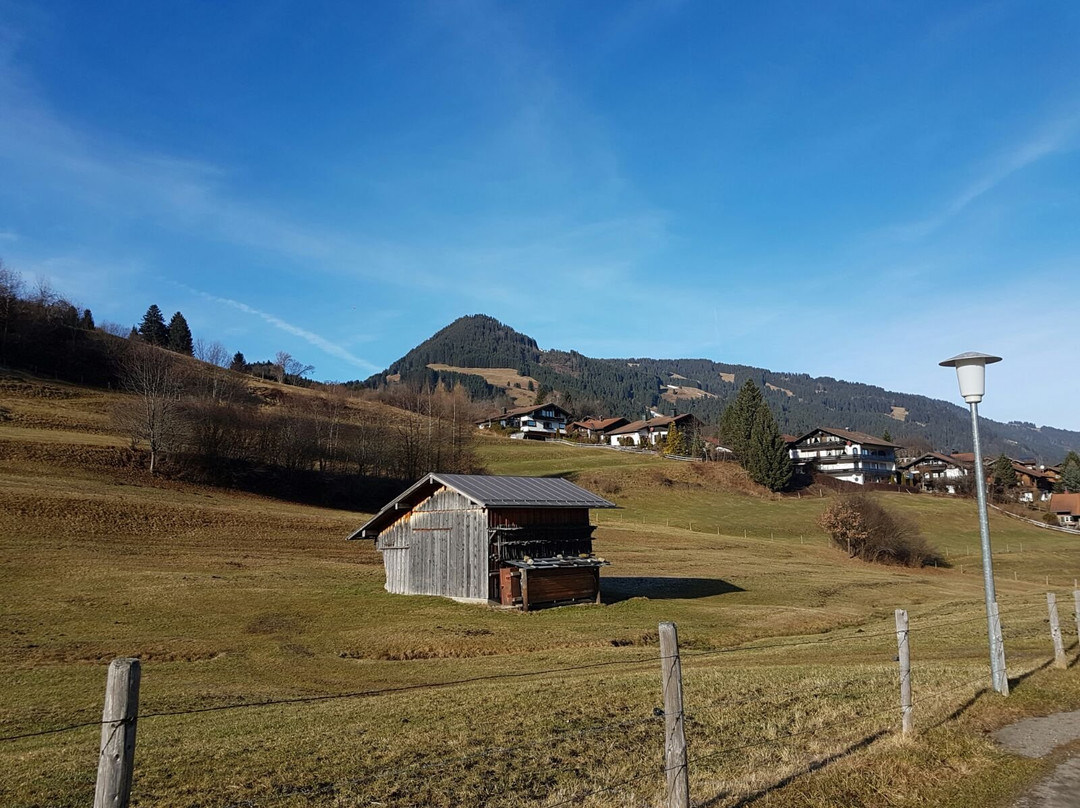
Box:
left=994, top=710, right=1080, bottom=807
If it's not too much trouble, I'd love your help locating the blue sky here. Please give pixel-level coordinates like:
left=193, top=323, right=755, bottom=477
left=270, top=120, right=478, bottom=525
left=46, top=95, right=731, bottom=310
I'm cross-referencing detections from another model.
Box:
left=1, top=1, right=1078, bottom=429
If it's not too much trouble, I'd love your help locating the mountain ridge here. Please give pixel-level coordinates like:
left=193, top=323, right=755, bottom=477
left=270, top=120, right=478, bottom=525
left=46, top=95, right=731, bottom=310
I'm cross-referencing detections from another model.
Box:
left=359, top=315, right=1079, bottom=464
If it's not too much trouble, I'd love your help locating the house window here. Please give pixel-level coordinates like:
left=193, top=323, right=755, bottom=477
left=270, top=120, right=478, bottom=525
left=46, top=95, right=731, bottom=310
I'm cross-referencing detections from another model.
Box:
left=525, top=420, right=537, bottom=427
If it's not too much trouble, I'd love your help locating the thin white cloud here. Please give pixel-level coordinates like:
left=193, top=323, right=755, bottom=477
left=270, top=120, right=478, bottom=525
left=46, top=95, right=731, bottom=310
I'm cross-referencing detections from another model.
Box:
left=189, top=288, right=379, bottom=373
left=891, top=111, right=1080, bottom=240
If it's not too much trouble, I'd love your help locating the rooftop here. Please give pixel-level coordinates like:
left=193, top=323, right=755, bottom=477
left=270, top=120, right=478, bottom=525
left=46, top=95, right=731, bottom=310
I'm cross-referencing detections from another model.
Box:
left=793, top=427, right=902, bottom=448
left=348, top=473, right=617, bottom=539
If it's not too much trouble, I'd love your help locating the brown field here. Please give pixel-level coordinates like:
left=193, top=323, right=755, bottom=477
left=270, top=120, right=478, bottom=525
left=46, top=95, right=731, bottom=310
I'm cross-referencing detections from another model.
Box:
left=427, top=364, right=541, bottom=405
left=661, top=385, right=716, bottom=403
left=2, top=374, right=1079, bottom=807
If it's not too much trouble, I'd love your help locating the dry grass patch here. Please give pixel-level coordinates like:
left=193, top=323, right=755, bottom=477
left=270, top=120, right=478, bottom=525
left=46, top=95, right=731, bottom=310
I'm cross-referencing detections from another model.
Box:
left=427, top=364, right=540, bottom=405
left=2, top=382, right=1080, bottom=807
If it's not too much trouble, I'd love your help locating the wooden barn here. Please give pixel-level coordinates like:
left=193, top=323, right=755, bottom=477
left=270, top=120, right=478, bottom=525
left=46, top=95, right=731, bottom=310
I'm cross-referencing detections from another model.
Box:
left=347, top=473, right=617, bottom=610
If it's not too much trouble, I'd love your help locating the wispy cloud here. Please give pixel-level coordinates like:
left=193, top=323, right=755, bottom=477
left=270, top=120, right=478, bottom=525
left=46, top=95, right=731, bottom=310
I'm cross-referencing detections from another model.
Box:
left=890, top=111, right=1080, bottom=240
left=0, top=229, right=17, bottom=241
left=189, top=288, right=379, bottom=373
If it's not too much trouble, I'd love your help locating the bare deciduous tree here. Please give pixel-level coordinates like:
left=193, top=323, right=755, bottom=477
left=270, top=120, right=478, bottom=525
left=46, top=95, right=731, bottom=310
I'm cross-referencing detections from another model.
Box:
left=194, top=338, right=230, bottom=368
left=274, top=350, right=315, bottom=384
left=114, top=342, right=186, bottom=474
left=0, top=259, right=23, bottom=359
left=98, top=321, right=130, bottom=338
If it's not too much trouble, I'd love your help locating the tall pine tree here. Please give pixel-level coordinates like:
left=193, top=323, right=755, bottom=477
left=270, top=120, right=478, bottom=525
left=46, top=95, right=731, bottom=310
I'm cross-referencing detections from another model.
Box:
left=990, top=454, right=1017, bottom=502
left=745, top=401, right=793, bottom=492
left=1058, top=451, right=1080, bottom=493
left=720, top=379, right=764, bottom=458
left=137, top=305, right=169, bottom=346
left=167, top=311, right=193, bottom=355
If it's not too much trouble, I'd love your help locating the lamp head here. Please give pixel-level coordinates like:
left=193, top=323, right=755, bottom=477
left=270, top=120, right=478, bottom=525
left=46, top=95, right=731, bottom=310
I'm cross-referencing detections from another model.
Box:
left=939, top=352, right=1002, bottom=403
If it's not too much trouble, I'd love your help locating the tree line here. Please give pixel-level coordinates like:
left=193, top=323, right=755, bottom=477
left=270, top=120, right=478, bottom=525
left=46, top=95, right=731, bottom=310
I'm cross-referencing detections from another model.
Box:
left=0, top=260, right=109, bottom=385
left=0, top=260, right=481, bottom=509
left=114, top=339, right=480, bottom=508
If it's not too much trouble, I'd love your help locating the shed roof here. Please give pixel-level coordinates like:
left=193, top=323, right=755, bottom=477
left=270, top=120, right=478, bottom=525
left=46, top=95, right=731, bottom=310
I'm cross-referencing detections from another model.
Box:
left=347, top=473, right=617, bottom=540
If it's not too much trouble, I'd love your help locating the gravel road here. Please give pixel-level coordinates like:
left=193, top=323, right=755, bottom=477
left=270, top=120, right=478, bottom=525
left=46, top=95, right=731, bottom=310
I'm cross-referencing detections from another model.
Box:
left=994, top=710, right=1080, bottom=807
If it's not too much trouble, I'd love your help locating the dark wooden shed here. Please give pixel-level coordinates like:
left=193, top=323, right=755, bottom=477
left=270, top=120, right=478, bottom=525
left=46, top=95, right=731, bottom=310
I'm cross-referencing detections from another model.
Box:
left=347, top=473, right=617, bottom=610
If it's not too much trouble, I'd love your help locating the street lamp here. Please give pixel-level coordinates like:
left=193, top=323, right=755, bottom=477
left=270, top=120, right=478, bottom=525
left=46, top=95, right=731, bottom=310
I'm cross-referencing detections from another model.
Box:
left=939, top=352, right=1008, bottom=694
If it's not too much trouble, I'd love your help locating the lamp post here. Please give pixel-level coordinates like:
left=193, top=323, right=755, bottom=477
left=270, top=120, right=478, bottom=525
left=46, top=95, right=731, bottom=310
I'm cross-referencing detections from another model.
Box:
left=939, top=352, right=1008, bottom=694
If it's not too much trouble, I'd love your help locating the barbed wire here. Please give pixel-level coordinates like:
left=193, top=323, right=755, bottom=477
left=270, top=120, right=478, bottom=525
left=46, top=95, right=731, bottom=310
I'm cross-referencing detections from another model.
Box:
left=0, top=717, right=110, bottom=743
left=0, top=652, right=665, bottom=743
left=226, top=712, right=664, bottom=807
left=0, top=597, right=1061, bottom=750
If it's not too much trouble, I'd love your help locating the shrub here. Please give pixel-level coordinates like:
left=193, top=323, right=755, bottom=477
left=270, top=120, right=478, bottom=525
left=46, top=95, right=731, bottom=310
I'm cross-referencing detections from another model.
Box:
left=817, top=494, right=941, bottom=567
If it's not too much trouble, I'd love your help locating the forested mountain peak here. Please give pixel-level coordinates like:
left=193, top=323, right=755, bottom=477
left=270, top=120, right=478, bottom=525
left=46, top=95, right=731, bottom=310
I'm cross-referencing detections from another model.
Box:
left=364, top=316, right=1080, bottom=464
left=384, top=315, right=541, bottom=376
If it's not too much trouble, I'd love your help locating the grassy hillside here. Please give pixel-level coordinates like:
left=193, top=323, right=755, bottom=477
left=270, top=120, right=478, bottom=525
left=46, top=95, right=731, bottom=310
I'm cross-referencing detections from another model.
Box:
left=2, top=375, right=1080, bottom=807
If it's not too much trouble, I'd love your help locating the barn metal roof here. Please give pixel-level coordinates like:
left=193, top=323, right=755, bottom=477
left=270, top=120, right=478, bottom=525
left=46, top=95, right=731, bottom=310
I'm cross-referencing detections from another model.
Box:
left=347, top=473, right=617, bottom=540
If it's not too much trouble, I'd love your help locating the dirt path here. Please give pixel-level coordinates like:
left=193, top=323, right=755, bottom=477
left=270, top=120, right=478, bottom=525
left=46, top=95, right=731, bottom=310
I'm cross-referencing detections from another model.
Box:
left=994, top=710, right=1080, bottom=807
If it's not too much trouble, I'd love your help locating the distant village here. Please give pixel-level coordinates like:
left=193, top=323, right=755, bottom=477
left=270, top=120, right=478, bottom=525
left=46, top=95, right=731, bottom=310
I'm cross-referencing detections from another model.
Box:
left=476, top=401, right=1080, bottom=530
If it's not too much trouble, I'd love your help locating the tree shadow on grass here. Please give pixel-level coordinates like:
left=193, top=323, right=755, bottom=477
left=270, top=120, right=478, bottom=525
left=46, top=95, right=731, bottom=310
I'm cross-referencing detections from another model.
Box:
left=602, top=577, right=743, bottom=603
left=695, top=727, right=891, bottom=808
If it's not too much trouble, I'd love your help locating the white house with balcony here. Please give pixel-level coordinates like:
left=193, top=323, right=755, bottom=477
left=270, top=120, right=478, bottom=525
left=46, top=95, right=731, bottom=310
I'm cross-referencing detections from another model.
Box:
left=476, top=402, right=572, bottom=440
left=789, top=427, right=900, bottom=485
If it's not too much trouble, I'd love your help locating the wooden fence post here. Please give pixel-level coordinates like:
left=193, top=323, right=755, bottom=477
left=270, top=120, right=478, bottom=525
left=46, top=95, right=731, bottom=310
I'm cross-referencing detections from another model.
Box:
left=94, top=658, right=141, bottom=808
left=659, top=622, right=689, bottom=808
left=895, top=609, right=912, bottom=735
left=1074, top=590, right=1080, bottom=646
left=1047, top=593, right=1066, bottom=668
left=991, top=602, right=1009, bottom=696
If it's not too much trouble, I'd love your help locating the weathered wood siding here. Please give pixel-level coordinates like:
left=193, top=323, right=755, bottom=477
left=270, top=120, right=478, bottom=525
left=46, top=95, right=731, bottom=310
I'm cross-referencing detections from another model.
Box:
left=526, top=567, right=599, bottom=605
left=376, top=487, right=488, bottom=600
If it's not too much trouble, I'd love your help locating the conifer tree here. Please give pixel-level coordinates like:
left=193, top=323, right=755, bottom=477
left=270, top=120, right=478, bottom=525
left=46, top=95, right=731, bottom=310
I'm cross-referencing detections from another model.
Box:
left=137, top=304, right=169, bottom=346
left=167, top=311, right=193, bottom=355
left=664, top=425, right=689, bottom=456
left=720, top=379, right=764, bottom=458
left=990, top=454, right=1017, bottom=502
left=229, top=351, right=247, bottom=373
left=1059, top=451, right=1080, bottom=493
left=80, top=308, right=94, bottom=330
left=745, top=401, right=793, bottom=491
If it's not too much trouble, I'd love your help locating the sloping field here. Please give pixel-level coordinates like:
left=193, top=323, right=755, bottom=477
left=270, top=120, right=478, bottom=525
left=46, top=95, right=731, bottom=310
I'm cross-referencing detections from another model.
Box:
left=661, top=385, right=716, bottom=403
left=426, top=364, right=540, bottom=406
left=2, top=378, right=1080, bottom=807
